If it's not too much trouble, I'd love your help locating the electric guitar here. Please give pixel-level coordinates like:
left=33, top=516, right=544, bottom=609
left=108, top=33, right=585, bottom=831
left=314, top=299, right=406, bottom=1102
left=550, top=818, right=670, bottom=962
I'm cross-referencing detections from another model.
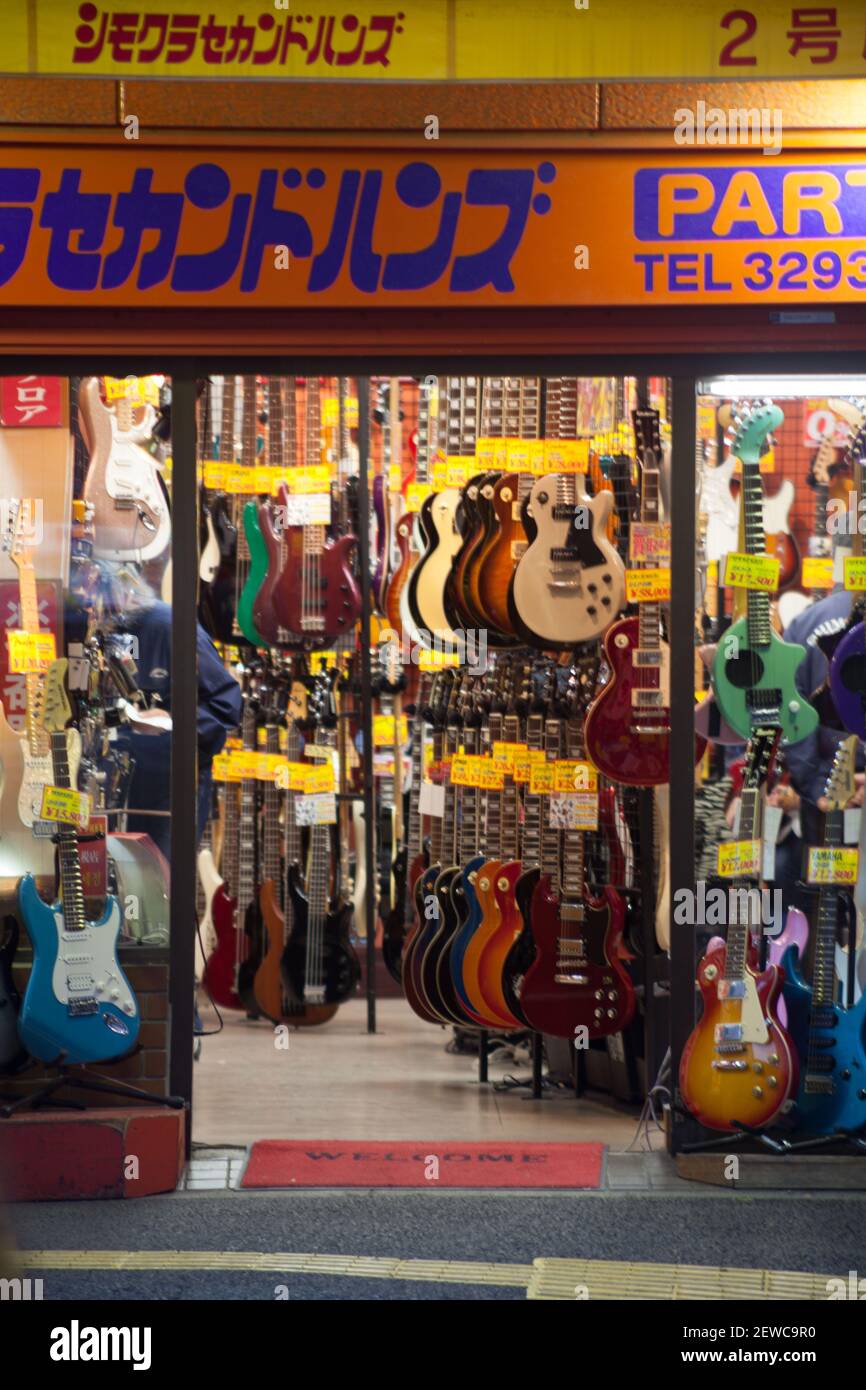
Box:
left=202, top=689, right=248, bottom=1011
left=509, top=450, right=626, bottom=648
left=711, top=402, right=818, bottom=745
left=829, top=425, right=866, bottom=738
left=80, top=377, right=170, bottom=563
left=782, top=736, right=866, bottom=1134
left=198, top=375, right=239, bottom=644
left=680, top=725, right=797, bottom=1131
left=585, top=409, right=705, bottom=786
left=273, top=377, right=361, bottom=649
left=280, top=670, right=360, bottom=1024
left=254, top=677, right=307, bottom=1023
left=237, top=376, right=268, bottom=647
left=518, top=684, right=635, bottom=1040
left=408, top=376, right=478, bottom=645
left=4, top=499, right=82, bottom=827
left=254, top=376, right=295, bottom=646
left=17, top=659, right=139, bottom=1063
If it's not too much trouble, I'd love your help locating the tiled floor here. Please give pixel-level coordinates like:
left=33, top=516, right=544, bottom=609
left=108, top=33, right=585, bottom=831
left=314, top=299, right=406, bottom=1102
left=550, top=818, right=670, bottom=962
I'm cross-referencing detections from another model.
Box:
left=191, top=997, right=659, bottom=1150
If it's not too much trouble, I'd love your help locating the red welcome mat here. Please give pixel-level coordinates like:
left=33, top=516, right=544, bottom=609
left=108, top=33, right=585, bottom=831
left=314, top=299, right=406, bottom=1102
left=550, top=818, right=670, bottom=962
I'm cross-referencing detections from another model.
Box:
left=241, top=1140, right=605, bottom=1189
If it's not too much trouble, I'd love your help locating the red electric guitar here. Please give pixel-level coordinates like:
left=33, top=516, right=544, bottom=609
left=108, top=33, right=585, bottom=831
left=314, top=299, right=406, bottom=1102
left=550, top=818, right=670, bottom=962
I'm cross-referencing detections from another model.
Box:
left=585, top=407, right=706, bottom=786
left=273, top=376, right=361, bottom=650
left=517, top=683, right=635, bottom=1041
left=254, top=377, right=295, bottom=646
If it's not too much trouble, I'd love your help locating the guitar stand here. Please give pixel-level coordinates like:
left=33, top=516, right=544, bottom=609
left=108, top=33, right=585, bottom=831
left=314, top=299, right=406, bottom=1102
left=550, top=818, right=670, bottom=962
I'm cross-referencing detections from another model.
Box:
left=492, top=1033, right=550, bottom=1101
left=678, top=1118, right=791, bottom=1156
left=0, top=1047, right=185, bottom=1118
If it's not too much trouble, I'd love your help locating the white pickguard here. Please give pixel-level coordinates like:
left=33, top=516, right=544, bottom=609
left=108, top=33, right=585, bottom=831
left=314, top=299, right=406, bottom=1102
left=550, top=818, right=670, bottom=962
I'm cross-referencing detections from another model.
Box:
left=718, top=973, right=770, bottom=1045
left=99, top=412, right=171, bottom=562
left=511, top=476, right=625, bottom=645
left=196, top=846, right=222, bottom=969
left=700, top=456, right=738, bottom=562
left=199, top=512, right=220, bottom=583
left=19, top=729, right=82, bottom=828
left=351, top=799, right=367, bottom=938
left=759, top=478, right=794, bottom=537
left=51, top=898, right=136, bottom=1018
left=413, top=489, right=462, bottom=644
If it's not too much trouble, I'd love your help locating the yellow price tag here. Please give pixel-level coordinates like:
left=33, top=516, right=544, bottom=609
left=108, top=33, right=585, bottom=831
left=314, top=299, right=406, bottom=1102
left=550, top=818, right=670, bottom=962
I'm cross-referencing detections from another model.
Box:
left=446, top=456, right=472, bottom=488
left=844, top=557, right=866, bottom=591
left=527, top=440, right=546, bottom=475
left=449, top=753, right=472, bottom=786
left=725, top=552, right=780, bottom=592
left=104, top=375, right=160, bottom=407
left=630, top=523, right=671, bottom=565
left=477, top=757, right=505, bottom=790
left=406, top=483, right=432, bottom=512
left=253, top=466, right=273, bottom=494
left=7, top=630, right=56, bottom=674
left=505, top=439, right=529, bottom=473
left=303, top=763, right=336, bottom=795
left=807, top=846, right=859, bottom=885
left=529, top=761, right=557, bottom=795
left=321, top=397, right=339, bottom=427
left=559, top=439, right=590, bottom=474
left=625, top=567, right=671, bottom=603
left=418, top=648, right=459, bottom=671
left=492, top=741, right=524, bottom=771
left=373, top=714, right=409, bottom=746
left=801, top=556, right=835, bottom=590
left=308, top=651, right=337, bottom=675
left=388, top=465, right=403, bottom=493
left=717, top=840, right=761, bottom=878
left=212, top=752, right=232, bottom=781
left=40, top=784, right=91, bottom=828
left=554, top=760, right=599, bottom=793
left=288, top=464, right=332, bottom=495
left=475, top=437, right=495, bottom=468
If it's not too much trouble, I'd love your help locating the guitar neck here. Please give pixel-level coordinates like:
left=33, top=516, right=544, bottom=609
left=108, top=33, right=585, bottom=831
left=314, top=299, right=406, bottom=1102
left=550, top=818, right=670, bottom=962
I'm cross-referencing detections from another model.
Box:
left=16, top=554, right=49, bottom=755
left=521, top=712, right=545, bottom=868
left=429, top=729, right=445, bottom=863
left=262, top=725, right=282, bottom=884
left=724, top=784, right=764, bottom=981
left=741, top=451, right=771, bottom=644
left=560, top=717, right=586, bottom=908
left=500, top=712, right=521, bottom=860
left=539, top=717, right=562, bottom=893
left=51, top=729, right=87, bottom=930
left=236, top=706, right=258, bottom=912
left=812, top=809, right=842, bottom=1007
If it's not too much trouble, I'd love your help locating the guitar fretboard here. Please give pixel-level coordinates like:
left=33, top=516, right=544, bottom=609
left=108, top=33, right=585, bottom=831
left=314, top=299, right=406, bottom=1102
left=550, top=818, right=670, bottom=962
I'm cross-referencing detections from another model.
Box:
left=51, top=730, right=86, bottom=932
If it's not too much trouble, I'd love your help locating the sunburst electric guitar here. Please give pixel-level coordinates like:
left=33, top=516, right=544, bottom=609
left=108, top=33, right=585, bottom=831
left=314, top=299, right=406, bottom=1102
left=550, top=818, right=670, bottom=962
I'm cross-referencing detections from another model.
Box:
left=680, top=725, right=797, bottom=1132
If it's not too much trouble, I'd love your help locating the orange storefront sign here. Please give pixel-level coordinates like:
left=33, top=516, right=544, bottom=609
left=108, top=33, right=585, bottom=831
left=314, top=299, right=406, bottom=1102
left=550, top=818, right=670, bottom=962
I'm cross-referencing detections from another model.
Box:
left=2, top=146, right=866, bottom=308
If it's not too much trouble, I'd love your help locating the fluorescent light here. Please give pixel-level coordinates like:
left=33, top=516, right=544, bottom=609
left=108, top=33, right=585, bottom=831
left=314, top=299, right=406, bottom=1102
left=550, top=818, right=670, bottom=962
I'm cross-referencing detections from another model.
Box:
left=700, top=375, right=866, bottom=398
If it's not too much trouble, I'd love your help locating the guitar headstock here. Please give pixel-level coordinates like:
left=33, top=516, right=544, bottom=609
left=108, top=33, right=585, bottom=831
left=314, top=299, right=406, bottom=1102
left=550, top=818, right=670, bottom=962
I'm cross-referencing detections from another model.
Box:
left=730, top=399, right=784, bottom=467
left=632, top=408, right=661, bottom=466
left=824, top=734, right=858, bottom=812
left=307, top=667, right=339, bottom=732
left=742, top=724, right=782, bottom=794
left=40, top=658, right=72, bottom=734
left=3, top=497, right=38, bottom=570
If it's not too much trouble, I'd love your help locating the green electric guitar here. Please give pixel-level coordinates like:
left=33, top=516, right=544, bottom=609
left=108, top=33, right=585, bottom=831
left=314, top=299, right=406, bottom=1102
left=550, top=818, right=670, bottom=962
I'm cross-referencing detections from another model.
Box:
left=712, top=400, right=818, bottom=745
left=237, top=374, right=269, bottom=647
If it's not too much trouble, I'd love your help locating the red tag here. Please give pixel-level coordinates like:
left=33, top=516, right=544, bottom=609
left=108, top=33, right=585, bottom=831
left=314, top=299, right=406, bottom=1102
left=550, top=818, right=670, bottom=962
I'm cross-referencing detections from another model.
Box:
left=0, top=376, right=64, bottom=428
left=79, top=815, right=108, bottom=902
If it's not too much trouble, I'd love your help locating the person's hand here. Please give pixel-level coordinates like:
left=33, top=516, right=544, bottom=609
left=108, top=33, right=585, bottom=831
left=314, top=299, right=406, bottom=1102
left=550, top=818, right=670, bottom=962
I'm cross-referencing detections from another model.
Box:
left=768, top=785, right=800, bottom=813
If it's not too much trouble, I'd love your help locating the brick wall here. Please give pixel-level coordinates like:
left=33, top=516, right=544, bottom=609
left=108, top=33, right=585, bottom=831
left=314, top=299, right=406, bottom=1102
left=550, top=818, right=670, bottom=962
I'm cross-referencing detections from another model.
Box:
left=6, top=951, right=171, bottom=1108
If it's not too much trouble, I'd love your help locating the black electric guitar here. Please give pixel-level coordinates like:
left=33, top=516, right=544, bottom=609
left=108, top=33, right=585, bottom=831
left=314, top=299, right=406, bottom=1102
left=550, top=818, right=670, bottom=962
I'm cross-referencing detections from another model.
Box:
left=280, top=670, right=360, bottom=1025
left=0, top=915, right=25, bottom=1072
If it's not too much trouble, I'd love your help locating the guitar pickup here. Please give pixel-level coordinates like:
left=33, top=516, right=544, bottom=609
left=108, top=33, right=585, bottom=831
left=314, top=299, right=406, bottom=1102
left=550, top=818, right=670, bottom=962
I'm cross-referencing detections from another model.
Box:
left=305, top=986, right=327, bottom=1004
left=633, top=651, right=663, bottom=668
left=554, top=972, right=589, bottom=986
left=632, top=691, right=663, bottom=707
left=746, top=687, right=782, bottom=709
left=718, top=980, right=746, bottom=1000
left=804, top=1075, right=835, bottom=1094
left=68, top=997, right=99, bottom=1017
left=714, top=1023, right=744, bottom=1043
left=67, top=975, right=95, bottom=992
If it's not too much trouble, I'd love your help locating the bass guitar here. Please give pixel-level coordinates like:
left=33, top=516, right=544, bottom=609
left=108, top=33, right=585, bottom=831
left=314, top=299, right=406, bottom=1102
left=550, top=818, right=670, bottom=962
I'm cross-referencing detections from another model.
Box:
left=680, top=725, right=797, bottom=1131
left=17, top=659, right=139, bottom=1063
left=782, top=736, right=866, bottom=1134
left=711, top=402, right=818, bottom=745
left=273, top=377, right=361, bottom=649
left=280, top=670, right=360, bottom=1024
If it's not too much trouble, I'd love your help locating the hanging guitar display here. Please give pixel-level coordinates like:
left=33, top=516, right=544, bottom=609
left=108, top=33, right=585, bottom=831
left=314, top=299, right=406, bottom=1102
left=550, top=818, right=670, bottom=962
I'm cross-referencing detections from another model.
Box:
left=199, top=374, right=240, bottom=644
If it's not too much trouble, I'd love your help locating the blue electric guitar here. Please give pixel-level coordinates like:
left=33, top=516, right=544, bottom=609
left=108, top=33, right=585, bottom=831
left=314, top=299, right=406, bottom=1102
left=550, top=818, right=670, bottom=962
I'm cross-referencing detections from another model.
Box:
left=17, top=659, right=140, bottom=1064
left=782, top=736, right=866, bottom=1135
left=711, top=401, right=818, bottom=746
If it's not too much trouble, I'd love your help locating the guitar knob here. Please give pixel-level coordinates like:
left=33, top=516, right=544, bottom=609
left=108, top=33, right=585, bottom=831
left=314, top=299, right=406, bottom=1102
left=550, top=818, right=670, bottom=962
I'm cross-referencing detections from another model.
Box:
left=594, top=990, right=604, bottom=1000
left=752, top=1086, right=764, bottom=1098
left=767, top=1076, right=778, bottom=1088
left=769, top=1053, right=779, bottom=1064
left=606, top=1009, right=616, bottom=1019
left=788, top=699, right=800, bottom=713
left=841, top=1069, right=852, bottom=1080
left=594, top=1008, right=603, bottom=1018
left=588, top=583, right=597, bottom=594
left=601, top=596, right=611, bottom=607
left=607, top=990, right=617, bottom=1001
left=538, top=492, right=549, bottom=505
left=602, top=573, right=612, bottom=584
left=587, top=606, right=597, bottom=617
left=110, top=987, right=120, bottom=1000
left=614, top=633, right=629, bottom=649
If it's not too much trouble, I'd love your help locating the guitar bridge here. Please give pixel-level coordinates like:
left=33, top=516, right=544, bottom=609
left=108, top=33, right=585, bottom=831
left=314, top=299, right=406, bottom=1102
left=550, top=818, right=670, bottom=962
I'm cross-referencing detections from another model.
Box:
left=68, top=997, right=99, bottom=1017
left=304, top=985, right=327, bottom=1004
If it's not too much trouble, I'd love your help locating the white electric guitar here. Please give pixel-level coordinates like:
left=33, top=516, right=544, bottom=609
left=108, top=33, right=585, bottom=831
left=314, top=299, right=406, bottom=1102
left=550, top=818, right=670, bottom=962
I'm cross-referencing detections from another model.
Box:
left=4, top=501, right=81, bottom=827
left=81, top=377, right=172, bottom=563
left=510, top=471, right=625, bottom=647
